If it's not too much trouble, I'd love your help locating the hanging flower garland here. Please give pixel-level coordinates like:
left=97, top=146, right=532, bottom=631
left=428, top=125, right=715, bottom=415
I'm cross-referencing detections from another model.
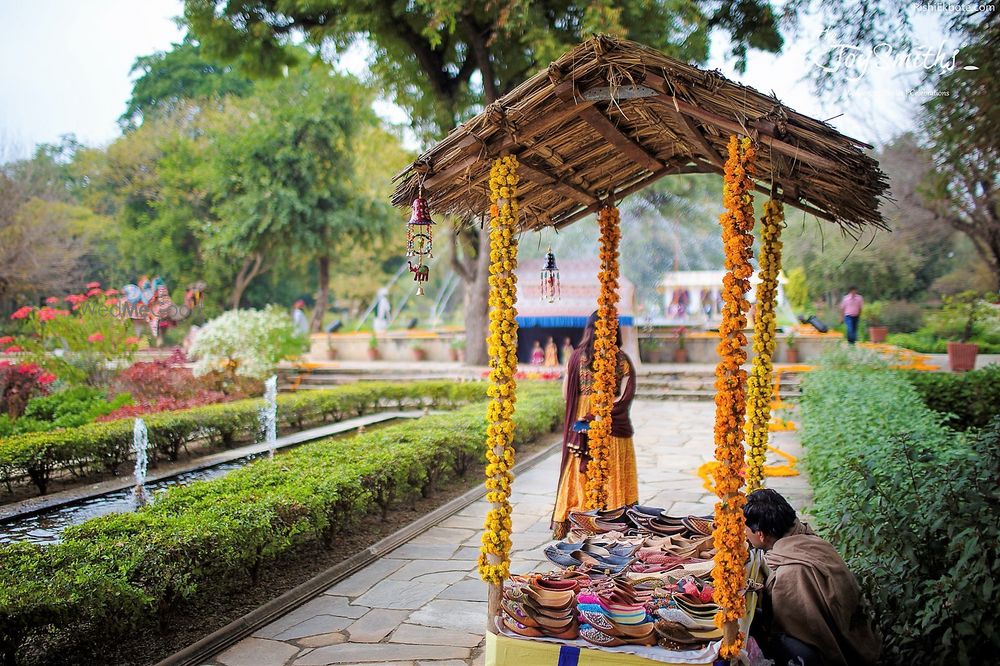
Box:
left=745, top=198, right=784, bottom=492
left=584, top=205, right=621, bottom=510
left=478, top=155, right=520, bottom=586
left=712, top=135, right=756, bottom=659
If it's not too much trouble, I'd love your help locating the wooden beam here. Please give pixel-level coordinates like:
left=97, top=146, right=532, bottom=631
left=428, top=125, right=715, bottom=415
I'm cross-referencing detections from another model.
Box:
left=517, top=160, right=597, bottom=206
left=693, top=159, right=837, bottom=222
left=551, top=163, right=713, bottom=229
left=659, top=101, right=726, bottom=168
left=554, top=86, right=663, bottom=172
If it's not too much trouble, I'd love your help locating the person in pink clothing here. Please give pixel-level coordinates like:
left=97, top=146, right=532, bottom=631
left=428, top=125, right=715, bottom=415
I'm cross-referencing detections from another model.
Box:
left=840, top=287, right=864, bottom=344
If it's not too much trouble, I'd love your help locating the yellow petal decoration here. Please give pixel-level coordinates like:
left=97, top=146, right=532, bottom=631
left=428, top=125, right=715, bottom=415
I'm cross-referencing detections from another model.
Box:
left=745, top=198, right=784, bottom=492
left=478, top=155, right=520, bottom=586
left=585, top=205, right=621, bottom=510
left=712, top=135, right=756, bottom=659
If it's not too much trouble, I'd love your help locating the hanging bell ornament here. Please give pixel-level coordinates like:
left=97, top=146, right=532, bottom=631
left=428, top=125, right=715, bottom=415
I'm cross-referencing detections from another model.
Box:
left=409, top=260, right=430, bottom=296
left=540, top=247, right=561, bottom=303
left=406, top=194, right=435, bottom=259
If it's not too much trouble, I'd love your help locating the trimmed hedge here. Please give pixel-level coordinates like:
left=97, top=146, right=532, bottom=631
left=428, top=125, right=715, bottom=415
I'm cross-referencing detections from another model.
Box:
left=0, top=383, right=563, bottom=664
left=901, top=365, right=1000, bottom=430
left=0, top=381, right=487, bottom=495
left=800, top=363, right=1000, bottom=665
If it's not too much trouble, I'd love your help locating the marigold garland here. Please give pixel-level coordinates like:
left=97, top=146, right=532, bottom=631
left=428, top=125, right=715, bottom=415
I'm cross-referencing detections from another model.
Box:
left=478, top=155, right=520, bottom=586
left=712, top=135, right=756, bottom=659
left=584, top=205, right=621, bottom=510
left=745, top=198, right=784, bottom=492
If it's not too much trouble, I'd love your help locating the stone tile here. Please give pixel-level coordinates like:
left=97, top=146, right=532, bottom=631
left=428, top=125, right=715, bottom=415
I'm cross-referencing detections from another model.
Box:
left=390, top=623, right=484, bottom=647
left=452, top=546, right=481, bottom=561
left=273, top=615, right=353, bottom=641
left=407, top=599, right=487, bottom=634
left=297, top=632, right=348, bottom=648
left=217, top=637, right=299, bottom=666
left=347, top=608, right=412, bottom=643
left=416, top=661, right=468, bottom=666
left=295, top=594, right=369, bottom=619
left=293, top=644, right=469, bottom=665
left=324, top=558, right=407, bottom=598
left=437, top=577, right=488, bottom=602
left=408, top=527, right=476, bottom=545
left=438, top=514, right=488, bottom=530
left=354, top=579, right=448, bottom=610
left=389, top=559, right=476, bottom=582
left=388, top=543, right=460, bottom=559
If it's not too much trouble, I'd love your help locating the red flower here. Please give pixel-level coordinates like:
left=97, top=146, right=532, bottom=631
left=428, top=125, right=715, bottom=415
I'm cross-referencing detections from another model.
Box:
left=124, top=336, right=140, bottom=345
left=87, top=332, right=105, bottom=343
left=104, top=288, right=119, bottom=296
left=0, top=336, right=13, bottom=345
left=64, top=294, right=86, bottom=305
left=10, top=306, right=32, bottom=320
left=38, top=307, right=57, bottom=322
left=53, top=309, right=70, bottom=317
left=16, top=363, right=39, bottom=375
left=86, top=288, right=103, bottom=297
left=4, top=345, right=23, bottom=353
left=86, top=281, right=101, bottom=289
left=45, top=296, right=60, bottom=304
left=37, top=373, right=56, bottom=385
left=105, top=298, right=119, bottom=307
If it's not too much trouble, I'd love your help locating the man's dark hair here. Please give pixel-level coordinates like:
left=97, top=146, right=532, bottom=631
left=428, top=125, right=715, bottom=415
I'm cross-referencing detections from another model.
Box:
left=848, top=286, right=858, bottom=292
left=744, top=489, right=797, bottom=538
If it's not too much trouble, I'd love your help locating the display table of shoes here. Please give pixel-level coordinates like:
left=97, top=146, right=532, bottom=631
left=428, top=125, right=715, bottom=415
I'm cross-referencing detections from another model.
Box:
left=487, top=505, right=765, bottom=666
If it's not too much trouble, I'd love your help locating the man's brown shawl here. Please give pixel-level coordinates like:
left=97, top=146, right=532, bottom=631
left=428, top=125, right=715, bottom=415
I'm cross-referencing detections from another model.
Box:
left=765, top=521, right=882, bottom=666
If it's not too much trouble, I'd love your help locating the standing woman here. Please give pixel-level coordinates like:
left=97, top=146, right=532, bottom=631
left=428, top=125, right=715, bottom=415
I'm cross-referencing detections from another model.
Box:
left=551, top=311, right=638, bottom=539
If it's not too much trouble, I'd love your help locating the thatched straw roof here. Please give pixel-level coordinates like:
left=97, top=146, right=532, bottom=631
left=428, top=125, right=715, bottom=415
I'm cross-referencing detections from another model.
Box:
left=392, top=36, right=889, bottom=233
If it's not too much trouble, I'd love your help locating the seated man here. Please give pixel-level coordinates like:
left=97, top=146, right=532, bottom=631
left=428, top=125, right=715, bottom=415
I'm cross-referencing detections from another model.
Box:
left=744, top=489, right=881, bottom=666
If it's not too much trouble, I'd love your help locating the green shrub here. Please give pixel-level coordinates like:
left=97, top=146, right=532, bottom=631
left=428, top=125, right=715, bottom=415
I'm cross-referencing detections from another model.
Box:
left=901, top=365, right=1000, bottom=430
left=2, top=388, right=133, bottom=437
left=878, top=300, right=924, bottom=333
left=800, top=361, right=1000, bottom=664
left=0, top=383, right=562, bottom=663
left=0, top=380, right=489, bottom=495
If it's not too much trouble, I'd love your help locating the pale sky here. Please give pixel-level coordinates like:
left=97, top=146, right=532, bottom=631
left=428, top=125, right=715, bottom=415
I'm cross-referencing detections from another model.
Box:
left=0, top=0, right=953, bottom=161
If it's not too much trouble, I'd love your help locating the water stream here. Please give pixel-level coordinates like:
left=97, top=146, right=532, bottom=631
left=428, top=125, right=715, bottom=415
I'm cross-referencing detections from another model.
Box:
left=132, top=418, right=149, bottom=506
left=262, top=375, right=277, bottom=458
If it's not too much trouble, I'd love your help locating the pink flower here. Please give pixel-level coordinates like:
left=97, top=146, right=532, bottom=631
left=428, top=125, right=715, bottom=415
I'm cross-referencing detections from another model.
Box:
left=124, top=336, right=140, bottom=345
left=86, top=281, right=101, bottom=289
left=64, top=294, right=86, bottom=305
left=37, top=373, right=56, bottom=385
left=16, top=363, right=38, bottom=374
left=105, top=298, right=119, bottom=306
left=10, top=306, right=32, bottom=320
left=0, top=336, right=13, bottom=345
left=45, top=296, right=60, bottom=304
left=4, top=345, right=23, bottom=353
left=104, top=288, right=119, bottom=296
left=87, top=332, right=105, bottom=343
left=38, top=307, right=57, bottom=322
left=53, top=309, right=70, bottom=317
left=86, top=288, right=103, bottom=297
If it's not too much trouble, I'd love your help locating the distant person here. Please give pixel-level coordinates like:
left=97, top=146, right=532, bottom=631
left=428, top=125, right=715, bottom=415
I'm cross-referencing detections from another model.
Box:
left=745, top=489, right=881, bottom=666
left=561, top=337, right=574, bottom=365
left=543, top=336, right=559, bottom=367
left=839, top=287, right=864, bottom=345
left=292, top=300, right=309, bottom=336
left=530, top=340, right=545, bottom=365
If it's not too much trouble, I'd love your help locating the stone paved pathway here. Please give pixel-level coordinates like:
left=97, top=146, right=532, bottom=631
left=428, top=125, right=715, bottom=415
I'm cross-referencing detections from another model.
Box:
left=205, top=400, right=812, bottom=666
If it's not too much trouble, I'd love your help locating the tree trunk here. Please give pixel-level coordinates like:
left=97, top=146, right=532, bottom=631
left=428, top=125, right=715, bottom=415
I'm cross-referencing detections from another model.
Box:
left=311, top=254, right=330, bottom=333
left=230, top=252, right=265, bottom=310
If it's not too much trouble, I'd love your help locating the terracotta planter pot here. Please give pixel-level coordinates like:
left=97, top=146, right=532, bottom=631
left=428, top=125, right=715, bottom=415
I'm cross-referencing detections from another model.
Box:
left=947, top=341, right=978, bottom=372
left=413, top=348, right=428, bottom=361
left=868, top=326, right=888, bottom=343
left=646, top=350, right=663, bottom=364
left=786, top=348, right=799, bottom=363
left=326, top=347, right=339, bottom=360
left=367, top=348, right=380, bottom=361
left=449, top=348, right=460, bottom=362
left=673, top=348, right=688, bottom=363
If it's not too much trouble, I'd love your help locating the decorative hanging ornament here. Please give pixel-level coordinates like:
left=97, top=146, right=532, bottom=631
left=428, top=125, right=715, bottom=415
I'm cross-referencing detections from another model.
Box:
left=406, top=187, right=435, bottom=296
left=540, top=247, right=561, bottom=303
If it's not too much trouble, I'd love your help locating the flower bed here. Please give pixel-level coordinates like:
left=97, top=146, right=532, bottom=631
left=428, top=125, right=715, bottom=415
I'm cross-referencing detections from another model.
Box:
left=0, top=380, right=488, bottom=495
left=0, top=382, right=562, bottom=664
left=800, top=356, right=1000, bottom=664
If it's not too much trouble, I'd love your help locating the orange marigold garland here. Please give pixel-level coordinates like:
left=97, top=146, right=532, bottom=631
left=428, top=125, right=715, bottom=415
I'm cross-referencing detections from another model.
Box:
left=745, top=198, right=784, bottom=492
left=478, top=155, right=520, bottom=585
left=712, top=135, right=756, bottom=659
left=585, top=205, right=621, bottom=510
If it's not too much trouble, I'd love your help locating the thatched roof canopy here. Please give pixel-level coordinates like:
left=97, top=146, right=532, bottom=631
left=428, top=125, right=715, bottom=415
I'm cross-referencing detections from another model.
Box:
left=392, top=36, right=889, bottom=232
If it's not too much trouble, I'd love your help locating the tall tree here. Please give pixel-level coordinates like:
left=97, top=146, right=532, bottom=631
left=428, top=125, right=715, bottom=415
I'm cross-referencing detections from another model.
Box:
left=183, top=0, right=784, bottom=363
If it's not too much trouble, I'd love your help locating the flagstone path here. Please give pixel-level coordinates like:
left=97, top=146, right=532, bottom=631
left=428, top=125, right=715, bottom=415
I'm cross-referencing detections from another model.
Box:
left=204, top=400, right=812, bottom=666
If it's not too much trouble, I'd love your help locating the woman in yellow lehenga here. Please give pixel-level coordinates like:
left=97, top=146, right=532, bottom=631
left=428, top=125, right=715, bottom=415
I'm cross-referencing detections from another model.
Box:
left=551, top=311, right=638, bottom=539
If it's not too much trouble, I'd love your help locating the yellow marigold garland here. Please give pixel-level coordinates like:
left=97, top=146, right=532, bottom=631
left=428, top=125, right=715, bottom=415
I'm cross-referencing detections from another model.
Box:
left=745, top=198, right=784, bottom=492
left=712, top=135, right=756, bottom=659
left=478, top=155, right=520, bottom=586
left=585, top=205, right=621, bottom=510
